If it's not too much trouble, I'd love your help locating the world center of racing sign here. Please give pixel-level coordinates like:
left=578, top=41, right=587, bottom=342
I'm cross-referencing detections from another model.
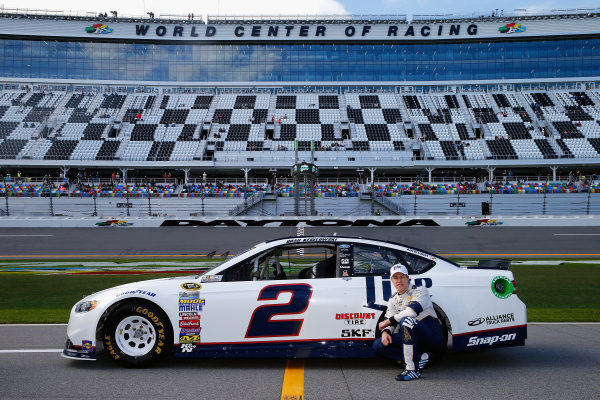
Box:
left=0, top=17, right=598, bottom=42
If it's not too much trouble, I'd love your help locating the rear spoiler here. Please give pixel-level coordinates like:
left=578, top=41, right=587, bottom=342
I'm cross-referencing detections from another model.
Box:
left=469, top=259, right=511, bottom=270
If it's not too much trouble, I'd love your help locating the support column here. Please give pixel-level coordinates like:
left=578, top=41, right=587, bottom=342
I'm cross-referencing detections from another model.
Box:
left=369, top=167, right=377, bottom=215
left=61, top=166, right=69, bottom=183
left=120, top=167, right=131, bottom=185
left=487, top=166, right=496, bottom=182
left=426, top=167, right=435, bottom=183
left=182, top=168, right=191, bottom=184
left=550, top=165, right=558, bottom=181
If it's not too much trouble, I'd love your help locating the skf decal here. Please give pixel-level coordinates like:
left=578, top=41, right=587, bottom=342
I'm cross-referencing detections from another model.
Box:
left=341, top=329, right=373, bottom=338
left=181, top=282, right=202, bottom=291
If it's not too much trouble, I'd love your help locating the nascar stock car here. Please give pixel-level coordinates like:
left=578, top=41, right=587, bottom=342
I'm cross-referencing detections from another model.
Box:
left=62, top=236, right=527, bottom=367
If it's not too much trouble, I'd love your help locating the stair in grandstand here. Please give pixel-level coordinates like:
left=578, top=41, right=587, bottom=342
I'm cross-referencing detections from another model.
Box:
left=555, top=138, right=574, bottom=158
left=534, top=138, right=559, bottom=159
left=588, top=138, right=600, bottom=154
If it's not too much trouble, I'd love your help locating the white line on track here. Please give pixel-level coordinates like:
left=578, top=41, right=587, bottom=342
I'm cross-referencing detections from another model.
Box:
left=0, top=349, right=62, bottom=353
left=0, top=235, right=54, bottom=237
left=553, top=234, right=600, bottom=236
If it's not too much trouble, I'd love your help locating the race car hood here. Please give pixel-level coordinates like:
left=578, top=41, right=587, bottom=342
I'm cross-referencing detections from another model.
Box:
left=77, top=275, right=199, bottom=303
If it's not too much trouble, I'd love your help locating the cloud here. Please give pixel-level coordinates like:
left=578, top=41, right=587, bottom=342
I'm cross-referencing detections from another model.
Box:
left=1, top=0, right=349, bottom=18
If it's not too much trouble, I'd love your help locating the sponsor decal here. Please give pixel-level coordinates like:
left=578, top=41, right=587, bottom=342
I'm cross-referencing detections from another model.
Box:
left=339, top=244, right=351, bottom=249
left=181, top=314, right=200, bottom=320
left=336, top=313, right=376, bottom=320
left=117, top=289, right=156, bottom=297
left=179, top=312, right=197, bottom=317
left=180, top=343, right=196, bottom=353
left=345, top=319, right=366, bottom=325
left=341, top=329, right=373, bottom=338
left=95, top=219, right=133, bottom=227
left=180, top=327, right=202, bottom=334
left=179, top=291, right=200, bottom=299
left=342, top=270, right=349, bottom=277
left=179, top=319, right=200, bottom=329
left=491, top=276, right=514, bottom=299
left=85, top=23, right=113, bottom=34
left=468, top=317, right=486, bottom=326
left=181, top=282, right=202, bottom=291
left=179, top=303, right=204, bottom=312
left=179, top=299, right=205, bottom=304
left=466, top=219, right=503, bottom=226
left=403, top=247, right=436, bottom=260
left=498, top=23, right=526, bottom=34
left=82, top=340, right=93, bottom=352
left=161, top=219, right=440, bottom=227
left=468, top=313, right=515, bottom=327
left=201, top=275, right=222, bottom=282
left=179, top=334, right=201, bottom=343
left=467, top=333, right=517, bottom=347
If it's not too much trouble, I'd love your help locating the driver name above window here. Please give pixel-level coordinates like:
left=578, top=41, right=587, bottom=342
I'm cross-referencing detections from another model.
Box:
left=286, top=237, right=338, bottom=244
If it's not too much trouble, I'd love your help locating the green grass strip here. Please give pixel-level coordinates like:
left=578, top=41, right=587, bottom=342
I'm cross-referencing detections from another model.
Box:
left=0, top=260, right=598, bottom=323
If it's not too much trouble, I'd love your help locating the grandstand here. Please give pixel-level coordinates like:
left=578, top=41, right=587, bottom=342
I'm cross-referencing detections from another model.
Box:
left=0, top=8, right=599, bottom=216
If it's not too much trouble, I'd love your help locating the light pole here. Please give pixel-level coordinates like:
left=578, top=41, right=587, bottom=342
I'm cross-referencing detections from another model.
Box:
left=3, top=175, right=9, bottom=216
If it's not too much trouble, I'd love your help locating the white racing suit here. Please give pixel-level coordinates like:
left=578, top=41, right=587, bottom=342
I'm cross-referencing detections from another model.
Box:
left=373, top=285, right=443, bottom=371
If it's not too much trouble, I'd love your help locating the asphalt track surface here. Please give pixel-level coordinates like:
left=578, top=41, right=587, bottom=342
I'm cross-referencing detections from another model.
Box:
left=0, top=226, right=600, bottom=258
left=0, top=324, right=599, bottom=400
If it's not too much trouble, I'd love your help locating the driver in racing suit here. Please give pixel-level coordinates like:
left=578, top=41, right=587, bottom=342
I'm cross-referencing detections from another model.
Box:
left=373, top=264, right=444, bottom=381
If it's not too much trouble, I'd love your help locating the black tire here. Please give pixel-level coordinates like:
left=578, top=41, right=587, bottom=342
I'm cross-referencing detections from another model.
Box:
left=102, top=302, right=172, bottom=368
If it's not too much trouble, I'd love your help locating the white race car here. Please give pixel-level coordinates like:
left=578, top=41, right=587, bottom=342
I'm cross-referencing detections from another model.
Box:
left=62, top=236, right=527, bottom=367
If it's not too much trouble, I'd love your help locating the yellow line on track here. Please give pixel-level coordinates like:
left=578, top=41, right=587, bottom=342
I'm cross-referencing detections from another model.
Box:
left=280, top=359, right=304, bottom=400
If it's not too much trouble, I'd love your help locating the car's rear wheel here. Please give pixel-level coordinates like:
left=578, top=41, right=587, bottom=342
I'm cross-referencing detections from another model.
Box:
left=102, top=302, right=172, bottom=368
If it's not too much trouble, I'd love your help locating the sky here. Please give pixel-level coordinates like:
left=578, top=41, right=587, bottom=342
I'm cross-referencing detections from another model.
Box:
left=0, top=0, right=598, bottom=19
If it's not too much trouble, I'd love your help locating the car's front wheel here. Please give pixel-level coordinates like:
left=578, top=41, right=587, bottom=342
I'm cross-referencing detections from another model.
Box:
left=102, top=302, right=172, bottom=368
